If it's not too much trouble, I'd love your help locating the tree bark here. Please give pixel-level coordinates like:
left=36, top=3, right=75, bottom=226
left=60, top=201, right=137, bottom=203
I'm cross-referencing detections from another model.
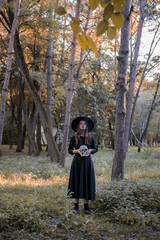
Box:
left=124, top=0, right=145, bottom=152
left=0, top=0, right=3, bottom=10
left=0, top=0, right=21, bottom=156
left=16, top=97, right=23, bottom=152
left=155, top=118, right=160, bottom=145
left=138, top=78, right=160, bottom=152
left=14, top=30, right=60, bottom=162
left=47, top=2, right=53, bottom=127
left=111, top=0, right=131, bottom=180
left=60, top=0, right=82, bottom=166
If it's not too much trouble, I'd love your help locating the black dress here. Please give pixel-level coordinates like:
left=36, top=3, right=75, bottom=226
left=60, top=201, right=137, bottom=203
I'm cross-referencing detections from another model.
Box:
left=67, top=135, right=98, bottom=200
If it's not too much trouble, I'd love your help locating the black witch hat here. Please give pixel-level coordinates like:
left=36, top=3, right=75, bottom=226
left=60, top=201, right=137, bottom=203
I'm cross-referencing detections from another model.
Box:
left=71, top=115, right=94, bottom=132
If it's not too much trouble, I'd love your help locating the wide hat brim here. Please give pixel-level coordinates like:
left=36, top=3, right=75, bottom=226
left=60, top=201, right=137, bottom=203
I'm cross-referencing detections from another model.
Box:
left=71, top=116, right=94, bottom=132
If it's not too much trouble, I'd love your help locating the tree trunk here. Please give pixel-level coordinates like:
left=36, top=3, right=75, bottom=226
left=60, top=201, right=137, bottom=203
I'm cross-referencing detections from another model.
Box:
left=124, top=0, right=145, bottom=152
left=16, top=97, right=23, bottom=152
left=22, top=123, right=26, bottom=149
left=37, top=113, right=42, bottom=151
left=8, top=113, right=14, bottom=150
left=14, top=31, right=60, bottom=162
left=8, top=92, right=15, bottom=149
left=0, top=0, right=21, bottom=156
left=47, top=3, right=53, bottom=127
left=0, top=0, right=3, bottom=10
left=111, top=0, right=131, bottom=180
left=138, top=78, right=160, bottom=152
left=155, top=118, right=160, bottom=145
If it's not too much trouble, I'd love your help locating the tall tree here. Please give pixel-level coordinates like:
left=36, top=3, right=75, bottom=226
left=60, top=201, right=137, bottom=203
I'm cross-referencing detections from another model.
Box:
left=0, top=0, right=21, bottom=156
left=47, top=2, right=53, bottom=127
left=111, top=0, right=131, bottom=180
left=60, top=0, right=82, bottom=166
left=124, top=0, right=146, bottom=152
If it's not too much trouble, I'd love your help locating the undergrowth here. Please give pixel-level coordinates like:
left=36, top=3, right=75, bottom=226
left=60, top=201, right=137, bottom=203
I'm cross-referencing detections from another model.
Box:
left=0, top=146, right=160, bottom=239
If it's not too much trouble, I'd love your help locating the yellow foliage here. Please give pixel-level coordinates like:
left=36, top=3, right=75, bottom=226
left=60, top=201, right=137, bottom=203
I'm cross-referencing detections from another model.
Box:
left=103, top=3, right=114, bottom=20
left=111, top=12, right=124, bottom=30
left=89, top=0, right=99, bottom=11
left=96, top=20, right=109, bottom=36
left=87, top=36, right=98, bottom=55
left=55, top=6, right=66, bottom=15
left=112, top=0, right=126, bottom=12
left=107, top=26, right=116, bottom=40
left=70, top=21, right=82, bottom=34
left=77, top=33, right=89, bottom=52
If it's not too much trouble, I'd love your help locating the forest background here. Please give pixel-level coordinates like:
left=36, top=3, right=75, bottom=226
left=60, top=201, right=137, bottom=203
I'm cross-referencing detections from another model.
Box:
left=0, top=0, right=159, bottom=176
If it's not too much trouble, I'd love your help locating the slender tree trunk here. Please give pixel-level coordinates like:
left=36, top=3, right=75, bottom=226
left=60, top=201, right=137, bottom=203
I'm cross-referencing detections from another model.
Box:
left=111, top=0, right=131, bottom=180
left=8, top=108, right=14, bottom=149
left=16, top=97, right=22, bottom=152
left=14, top=31, right=60, bottom=162
left=138, top=78, right=160, bottom=152
left=129, top=25, right=160, bottom=136
left=0, top=0, right=3, bottom=10
left=8, top=91, right=15, bottom=149
left=47, top=2, right=53, bottom=127
left=22, top=123, right=26, bottom=149
left=124, top=0, right=145, bottom=152
left=0, top=0, right=21, bottom=156
left=60, top=0, right=82, bottom=166
left=155, top=118, right=160, bottom=145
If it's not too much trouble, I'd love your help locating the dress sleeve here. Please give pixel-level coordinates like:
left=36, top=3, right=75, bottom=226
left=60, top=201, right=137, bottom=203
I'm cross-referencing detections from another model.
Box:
left=68, top=136, right=76, bottom=155
left=91, top=135, right=98, bottom=154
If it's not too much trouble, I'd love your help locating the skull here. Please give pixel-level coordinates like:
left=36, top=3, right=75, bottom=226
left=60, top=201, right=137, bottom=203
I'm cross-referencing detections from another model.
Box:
left=80, top=145, right=89, bottom=157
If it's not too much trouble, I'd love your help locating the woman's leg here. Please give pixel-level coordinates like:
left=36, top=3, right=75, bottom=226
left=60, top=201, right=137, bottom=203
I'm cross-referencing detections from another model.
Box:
left=84, top=199, right=90, bottom=213
left=74, top=198, right=79, bottom=212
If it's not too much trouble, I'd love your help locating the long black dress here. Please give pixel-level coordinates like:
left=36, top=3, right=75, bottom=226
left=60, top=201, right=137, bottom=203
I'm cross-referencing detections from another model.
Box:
left=67, top=135, right=98, bottom=200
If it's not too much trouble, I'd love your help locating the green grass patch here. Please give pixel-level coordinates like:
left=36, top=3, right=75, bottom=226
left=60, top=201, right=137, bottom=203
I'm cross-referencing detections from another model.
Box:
left=0, top=147, right=160, bottom=239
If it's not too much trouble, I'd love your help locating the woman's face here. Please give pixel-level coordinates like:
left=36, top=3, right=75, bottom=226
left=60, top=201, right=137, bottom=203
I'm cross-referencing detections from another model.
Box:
left=79, top=120, right=87, bottom=130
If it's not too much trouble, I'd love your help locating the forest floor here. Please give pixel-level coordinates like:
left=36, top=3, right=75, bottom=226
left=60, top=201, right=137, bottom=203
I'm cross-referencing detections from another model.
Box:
left=0, top=145, right=160, bottom=240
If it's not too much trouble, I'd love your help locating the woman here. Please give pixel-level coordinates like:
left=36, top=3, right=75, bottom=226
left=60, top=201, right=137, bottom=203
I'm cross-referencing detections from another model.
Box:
left=67, top=116, right=98, bottom=213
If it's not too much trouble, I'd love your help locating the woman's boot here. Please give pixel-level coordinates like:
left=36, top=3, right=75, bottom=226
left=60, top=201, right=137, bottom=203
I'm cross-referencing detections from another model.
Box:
left=84, top=203, right=91, bottom=214
left=74, top=203, right=79, bottom=213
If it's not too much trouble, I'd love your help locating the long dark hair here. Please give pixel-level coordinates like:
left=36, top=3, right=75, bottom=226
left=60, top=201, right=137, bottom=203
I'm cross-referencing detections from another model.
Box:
left=75, top=121, right=91, bottom=144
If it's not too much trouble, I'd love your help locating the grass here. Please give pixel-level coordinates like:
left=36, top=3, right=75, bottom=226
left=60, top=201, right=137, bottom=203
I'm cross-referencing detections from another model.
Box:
left=0, top=146, right=160, bottom=240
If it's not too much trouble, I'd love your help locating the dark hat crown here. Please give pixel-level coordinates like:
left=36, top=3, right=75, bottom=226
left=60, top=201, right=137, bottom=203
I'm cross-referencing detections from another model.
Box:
left=71, top=116, right=94, bottom=132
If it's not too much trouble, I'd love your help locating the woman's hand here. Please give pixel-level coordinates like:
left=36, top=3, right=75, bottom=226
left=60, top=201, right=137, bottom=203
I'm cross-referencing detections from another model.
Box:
left=88, top=149, right=92, bottom=156
left=73, top=149, right=83, bottom=157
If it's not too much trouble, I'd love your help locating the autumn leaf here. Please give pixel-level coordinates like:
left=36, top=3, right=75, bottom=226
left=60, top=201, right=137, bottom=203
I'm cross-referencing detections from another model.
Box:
left=89, top=0, right=99, bottom=11
left=107, top=26, right=116, bottom=40
left=55, top=6, right=66, bottom=15
left=70, top=21, right=82, bottom=34
left=103, top=3, right=114, bottom=20
left=99, top=0, right=111, bottom=8
left=112, top=0, right=126, bottom=12
left=111, top=13, right=124, bottom=30
left=77, top=33, right=89, bottom=51
left=87, top=36, right=98, bottom=55
left=96, top=20, right=109, bottom=36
